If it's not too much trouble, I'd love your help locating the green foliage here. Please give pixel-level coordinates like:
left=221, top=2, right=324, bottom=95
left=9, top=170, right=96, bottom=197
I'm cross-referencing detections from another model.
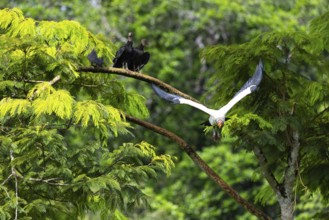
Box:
left=1, top=2, right=329, bottom=219
left=0, top=8, right=112, bottom=82
left=201, top=8, right=329, bottom=217
left=0, top=98, right=31, bottom=117
left=33, top=89, right=74, bottom=119
left=0, top=8, right=174, bottom=220
left=123, top=92, right=150, bottom=119
left=310, top=11, right=329, bottom=51
left=134, top=144, right=275, bottom=220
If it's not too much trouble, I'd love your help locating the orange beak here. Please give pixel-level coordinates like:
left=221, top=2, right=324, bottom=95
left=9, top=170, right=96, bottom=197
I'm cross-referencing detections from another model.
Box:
left=217, top=120, right=224, bottom=128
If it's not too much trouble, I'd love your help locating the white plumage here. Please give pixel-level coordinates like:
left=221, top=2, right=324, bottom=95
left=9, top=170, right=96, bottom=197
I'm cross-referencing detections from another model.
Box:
left=152, top=60, right=263, bottom=140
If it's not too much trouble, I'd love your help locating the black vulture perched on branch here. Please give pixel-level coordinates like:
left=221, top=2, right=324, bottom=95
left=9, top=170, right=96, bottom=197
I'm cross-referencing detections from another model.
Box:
left=112, top=32, right=133, bottom=69
left=87, top=49, right=104, bottom=67
left=128, top=39, right=150, bottom=72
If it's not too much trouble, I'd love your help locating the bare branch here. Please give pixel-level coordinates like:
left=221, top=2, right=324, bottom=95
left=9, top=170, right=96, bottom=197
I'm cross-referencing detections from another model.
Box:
left=253, top=146, right=283, bottom=196
left=48, top=75, right=61, bottom=85
left=126, top=114, right=272, bottom=220
left=78, top=67, right=200, bottom=103
left=29, top=75, right=61, bottom=100
left=78, top=67, right=272, bottom=218
left=28, top=177, right=69, bottom=186
left=23, top=80, right=46, bottom=83
left=1, top=173, right=14, bottom=186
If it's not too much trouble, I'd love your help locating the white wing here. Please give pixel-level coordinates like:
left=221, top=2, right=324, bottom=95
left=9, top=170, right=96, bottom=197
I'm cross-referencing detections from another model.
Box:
left=151, top=84, right=217, bottom=116
left=218, top=87, right=253, bottom=115
left=151, top=60, right=263, bottom=118
left=217, top=60, right=263, bottom=115
left=178, top=99, right=218, bottom=116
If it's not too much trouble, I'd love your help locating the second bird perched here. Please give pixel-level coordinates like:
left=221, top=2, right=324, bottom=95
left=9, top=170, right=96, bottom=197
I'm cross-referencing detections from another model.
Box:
left=113, top=33, right=150, bottom=72
left=152, top=60, right=264, bottom=140
left=113, top=32, right=133, bottom=69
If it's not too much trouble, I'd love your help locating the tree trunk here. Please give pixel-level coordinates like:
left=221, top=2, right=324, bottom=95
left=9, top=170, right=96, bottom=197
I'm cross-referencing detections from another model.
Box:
left=278, top=197, right=294, bottom=220
left=279, top=129, right=300, bottom=220
left=254, top=129, right=300, bottom=220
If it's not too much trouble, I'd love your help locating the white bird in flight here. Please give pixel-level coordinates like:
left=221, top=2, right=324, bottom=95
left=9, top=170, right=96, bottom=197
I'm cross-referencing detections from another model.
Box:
left=152, top=60, right=264, bottom=140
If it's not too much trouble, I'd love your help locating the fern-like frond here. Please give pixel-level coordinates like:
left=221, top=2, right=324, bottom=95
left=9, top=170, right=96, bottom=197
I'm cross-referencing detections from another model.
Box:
left=32, top=90, right=74, bottom=119
left=27, top=82, right=56, bottom=99
left=222, top=113, right=272, bottom=137
left=255, top=184, right=276, bottom=206
left=74, top=100, right=104, bottom=128
left=7, top=18, right=36, bottom=38
left=304, top=81, right=324, bottom=106
left=135, top=142, right=156, bottom=158
left=0, top=98, right=31, bottom=118
left=0, top=8, right=24, bottom=30
left=124, top=92, right=150, bottom=119
left=151, top=154, right=176, bottom=176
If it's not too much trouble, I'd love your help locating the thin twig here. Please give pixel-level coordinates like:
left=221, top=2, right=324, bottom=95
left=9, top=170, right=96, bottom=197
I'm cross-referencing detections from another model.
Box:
left=253, top=146, right=283, bottom=196
left=1, top=173, right=13, bottom=186
left=1, top=173, right=13, bottom=198
left=296, top=161, right=307, bottom=191
left=48, top=75, right=61, bottom=85
left=29, top=75, right=61, bottom=100
left=24, top=80, right=46, bottom=83
left=10, top=150, right=18, bottom=220
left=28, top=178, right=69, bottom=186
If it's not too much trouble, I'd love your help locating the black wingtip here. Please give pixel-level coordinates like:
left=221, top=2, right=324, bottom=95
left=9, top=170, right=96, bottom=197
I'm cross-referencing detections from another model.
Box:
left=234, top=60, right=264, bottom=96
left=249, top=59, right=264, bottom=92
left=251, top=59, right=264, bottom=86
left=87, top=50, right=104, bottom=67
left=151, top=84, right=181, bottom=104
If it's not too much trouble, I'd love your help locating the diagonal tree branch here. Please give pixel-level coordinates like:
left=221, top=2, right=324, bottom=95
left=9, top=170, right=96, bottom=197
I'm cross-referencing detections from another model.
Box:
left=253, top=146, right=284, bottom=197
left=126, top=114, right=272, bottom=220
left=78, top=67, right=272, bottom=219
left=78, top=67, right=200, bottom=103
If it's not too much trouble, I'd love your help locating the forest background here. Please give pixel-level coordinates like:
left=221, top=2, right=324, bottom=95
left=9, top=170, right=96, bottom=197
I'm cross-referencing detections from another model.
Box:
left=0, top=0, right=329, bottom=219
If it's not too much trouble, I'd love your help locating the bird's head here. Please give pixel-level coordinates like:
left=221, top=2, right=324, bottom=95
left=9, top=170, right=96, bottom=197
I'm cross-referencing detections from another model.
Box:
left=216, top=119, right=224, bottom=128
left=128, top=32, right=133, bottom=41
left=140, top=39, right=149, bottom=47
left=212, top=120, right=224, bottom=141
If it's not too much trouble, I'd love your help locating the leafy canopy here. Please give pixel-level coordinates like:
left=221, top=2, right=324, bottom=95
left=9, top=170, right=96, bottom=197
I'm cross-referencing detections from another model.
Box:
left=0, top=8, right=174, bottom=220
left=202, top=10, right=329, bottom=208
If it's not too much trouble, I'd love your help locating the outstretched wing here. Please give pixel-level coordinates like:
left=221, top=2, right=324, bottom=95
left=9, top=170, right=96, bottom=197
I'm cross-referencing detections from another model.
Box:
left=151, top=84, right=216, bottom=116
left=219, top=60, right=263, bottom=115
left=151, top=84, right=181, bottom=104
left=88, top=50, right=104, bottom=67
left=235, top=60, right=263, bottom=94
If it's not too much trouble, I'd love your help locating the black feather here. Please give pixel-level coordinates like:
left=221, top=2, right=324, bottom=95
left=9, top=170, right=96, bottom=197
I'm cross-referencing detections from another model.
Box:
left=129, top=39, right=150, bottom=71
left=200, top=120, right=211, bottom=126
left=87, top=50, right=104, bottom=67
left=151, top=84, right=182, bottom=104
left=113, top=33, right=133, bottom=68
left=235, top=60, right=263, bottom=95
